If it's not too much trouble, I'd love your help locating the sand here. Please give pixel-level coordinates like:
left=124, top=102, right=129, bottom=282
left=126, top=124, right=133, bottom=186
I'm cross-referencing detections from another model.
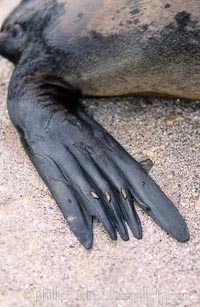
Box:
left=0, top=1, right=199, bottom=306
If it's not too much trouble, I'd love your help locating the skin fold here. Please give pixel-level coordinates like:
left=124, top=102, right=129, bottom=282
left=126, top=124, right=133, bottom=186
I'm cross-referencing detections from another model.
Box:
left=0, top=0, right=196, bottom=248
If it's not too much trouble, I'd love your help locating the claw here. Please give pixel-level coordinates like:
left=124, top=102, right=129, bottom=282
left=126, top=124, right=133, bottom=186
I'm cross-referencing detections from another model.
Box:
left=121, top=188, right=128, bottom=199
left=105, top=191, right=111, bottom=202
left=91, top=191, right=99, bottom=199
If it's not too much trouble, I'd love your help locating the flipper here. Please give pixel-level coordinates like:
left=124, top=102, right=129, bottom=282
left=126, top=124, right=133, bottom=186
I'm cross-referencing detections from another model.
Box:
left=7, top=80, right=189, bottom=248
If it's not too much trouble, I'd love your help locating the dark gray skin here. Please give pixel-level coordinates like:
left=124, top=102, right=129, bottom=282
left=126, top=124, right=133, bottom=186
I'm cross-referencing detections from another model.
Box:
left=1, top=0, right=197, bottom=248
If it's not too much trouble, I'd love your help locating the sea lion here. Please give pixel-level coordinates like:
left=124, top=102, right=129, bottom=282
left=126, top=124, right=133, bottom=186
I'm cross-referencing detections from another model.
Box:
left=0, top=0, right=197, bottom=248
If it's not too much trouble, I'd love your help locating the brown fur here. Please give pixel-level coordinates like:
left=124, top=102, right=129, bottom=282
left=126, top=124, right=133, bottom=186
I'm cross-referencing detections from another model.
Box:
left=2, top=0, right=200, bottom=99
left=48, top=1, right=200, bottom=99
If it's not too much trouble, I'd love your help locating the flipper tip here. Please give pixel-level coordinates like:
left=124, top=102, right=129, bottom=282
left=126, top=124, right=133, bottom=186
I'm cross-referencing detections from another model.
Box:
left=174, top=224, right=190, bottom=243
left=80, top=235, right=93, bottom=249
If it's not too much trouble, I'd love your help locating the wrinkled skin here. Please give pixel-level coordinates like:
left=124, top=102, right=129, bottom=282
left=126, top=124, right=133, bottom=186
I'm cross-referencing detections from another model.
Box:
left=1, top=0, right=198, bottom=248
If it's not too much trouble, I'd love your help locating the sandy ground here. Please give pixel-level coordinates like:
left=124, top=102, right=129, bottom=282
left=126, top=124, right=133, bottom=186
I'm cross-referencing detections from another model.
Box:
left=0, top=1, right=200, bottom=306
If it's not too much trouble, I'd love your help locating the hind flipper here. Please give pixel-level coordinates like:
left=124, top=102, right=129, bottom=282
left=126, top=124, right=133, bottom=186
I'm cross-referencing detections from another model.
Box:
left=8, top=85, right=189, bottom=248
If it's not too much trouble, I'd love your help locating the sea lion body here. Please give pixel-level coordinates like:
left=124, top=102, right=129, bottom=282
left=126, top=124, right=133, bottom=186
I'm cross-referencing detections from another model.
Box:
left=2, top=0, right=200, bottom=99
left=0, top=0, right=196, bottom=248
left=50, top=0, right=200, bottom=99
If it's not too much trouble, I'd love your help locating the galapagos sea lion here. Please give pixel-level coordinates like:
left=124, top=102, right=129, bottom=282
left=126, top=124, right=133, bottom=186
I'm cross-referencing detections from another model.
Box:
left=0, top=0, right=197, bottom=248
